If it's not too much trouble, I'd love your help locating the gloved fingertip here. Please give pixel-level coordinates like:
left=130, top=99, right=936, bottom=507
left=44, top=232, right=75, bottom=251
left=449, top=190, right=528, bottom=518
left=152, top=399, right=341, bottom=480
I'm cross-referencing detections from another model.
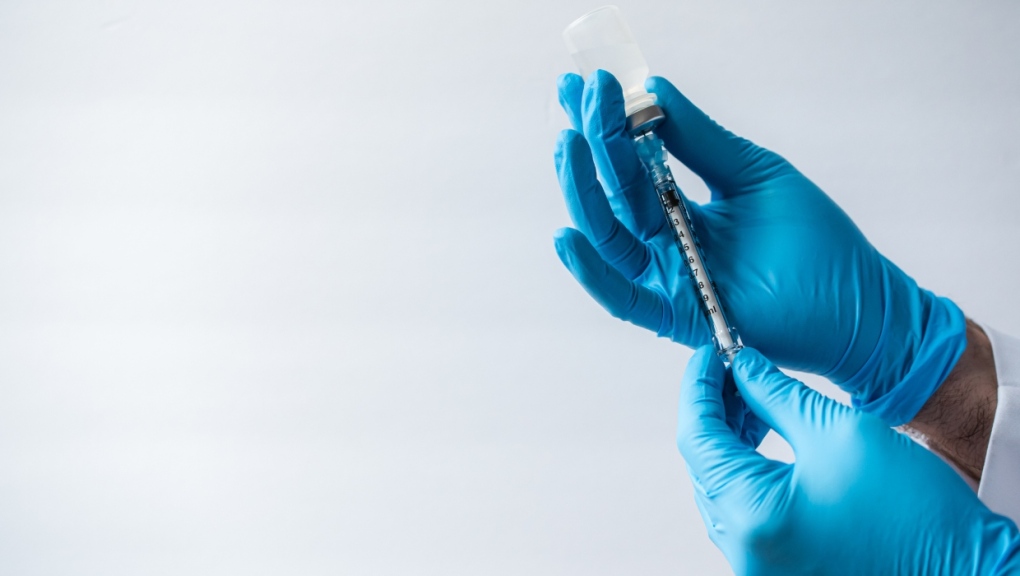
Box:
left=552, top=227, right=584, bottom=266
left=552, top=238, right=571, bottom=271
left=557, top=72, right=583, bottom=93
left=554, top=129, right=582, bottom=168
left=683, top=345, right=725, bottom=392
left=557, top=128, right=584, bottom=146
left=690, top=344, right=718, bottom=365
left=731, top=347, right=771, bottom=380
left=646, top=75, right=681, bottom=94
left=580, top=71, right=626, bottom=140
left=554, top=229, right=609, bottom=292
left=553, top=150, right=566, bottom=181
left=553, top=225, right=573, bottom=249
left=591, top=68, right=621, bottom=89
left=584, top=70, right=626, bottom=109
left=554, top=128, right=568, bottom=155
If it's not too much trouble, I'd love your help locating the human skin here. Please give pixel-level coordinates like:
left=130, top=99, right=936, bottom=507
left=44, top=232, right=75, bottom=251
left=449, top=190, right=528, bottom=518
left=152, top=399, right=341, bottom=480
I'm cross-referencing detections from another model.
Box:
left=908, top=320, right=999, bottom=483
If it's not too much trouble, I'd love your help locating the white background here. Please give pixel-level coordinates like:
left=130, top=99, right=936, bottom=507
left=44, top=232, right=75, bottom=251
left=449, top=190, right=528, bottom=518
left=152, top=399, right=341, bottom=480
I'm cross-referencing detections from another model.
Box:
left=2, top=1, right=1019, bottom=574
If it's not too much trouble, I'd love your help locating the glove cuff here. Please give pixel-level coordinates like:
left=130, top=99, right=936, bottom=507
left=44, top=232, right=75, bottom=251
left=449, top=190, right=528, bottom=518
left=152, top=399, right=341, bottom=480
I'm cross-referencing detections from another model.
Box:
left=841, top=266, right=967, bottom=426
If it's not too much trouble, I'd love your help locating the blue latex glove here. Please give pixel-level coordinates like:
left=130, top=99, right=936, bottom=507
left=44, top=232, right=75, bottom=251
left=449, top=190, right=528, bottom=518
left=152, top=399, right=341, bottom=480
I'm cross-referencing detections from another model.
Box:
left=553, top=70, right=966, bottom=425
left=678, top=346, right=1020, bottom=576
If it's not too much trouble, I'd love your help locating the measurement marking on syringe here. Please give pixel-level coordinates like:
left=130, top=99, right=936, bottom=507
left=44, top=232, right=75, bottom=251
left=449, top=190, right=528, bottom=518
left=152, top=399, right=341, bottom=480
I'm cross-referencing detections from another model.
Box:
left=660, top=190, right=724, bottom=321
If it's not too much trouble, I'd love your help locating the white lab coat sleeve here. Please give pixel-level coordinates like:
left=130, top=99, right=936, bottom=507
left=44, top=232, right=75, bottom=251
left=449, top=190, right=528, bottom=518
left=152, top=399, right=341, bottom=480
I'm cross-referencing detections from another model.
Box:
left=977, top=324, right=1020, bottom=524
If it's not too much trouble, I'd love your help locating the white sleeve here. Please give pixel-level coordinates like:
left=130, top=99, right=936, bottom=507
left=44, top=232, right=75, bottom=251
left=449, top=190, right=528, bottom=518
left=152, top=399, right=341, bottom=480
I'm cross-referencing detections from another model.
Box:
left=977, top=325, right=1020, bottom=524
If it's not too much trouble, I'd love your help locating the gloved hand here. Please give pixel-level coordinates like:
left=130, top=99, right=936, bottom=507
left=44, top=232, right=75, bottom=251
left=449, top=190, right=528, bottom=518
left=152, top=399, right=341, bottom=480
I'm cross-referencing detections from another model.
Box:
left=678, top=346, right=1020, bottom=576
left=553, top=70, right=965, bottom=425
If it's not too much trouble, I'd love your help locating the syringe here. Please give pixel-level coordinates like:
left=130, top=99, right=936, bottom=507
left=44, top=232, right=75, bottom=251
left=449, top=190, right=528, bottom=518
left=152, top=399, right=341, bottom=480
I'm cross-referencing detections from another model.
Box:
left=564, top=6, right=743, bottom=361
left=629, top=112, right=742, bottom=360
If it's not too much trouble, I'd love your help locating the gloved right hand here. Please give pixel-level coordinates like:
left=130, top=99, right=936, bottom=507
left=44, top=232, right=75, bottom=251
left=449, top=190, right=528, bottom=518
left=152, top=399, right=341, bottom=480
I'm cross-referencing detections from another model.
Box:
left=554, top=71, right=966, bottom=425
left=678, top=346, right=1020, bottom=576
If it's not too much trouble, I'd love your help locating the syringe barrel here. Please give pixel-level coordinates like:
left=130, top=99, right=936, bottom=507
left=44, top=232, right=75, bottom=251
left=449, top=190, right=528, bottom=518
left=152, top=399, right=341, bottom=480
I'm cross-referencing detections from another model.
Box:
left=632, top=131, right=743, bottom=361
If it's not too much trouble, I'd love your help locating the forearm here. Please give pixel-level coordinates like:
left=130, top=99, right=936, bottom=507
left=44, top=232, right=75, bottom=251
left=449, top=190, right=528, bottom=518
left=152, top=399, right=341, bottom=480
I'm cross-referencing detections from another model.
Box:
left=906, top=319, right=998, bottom=482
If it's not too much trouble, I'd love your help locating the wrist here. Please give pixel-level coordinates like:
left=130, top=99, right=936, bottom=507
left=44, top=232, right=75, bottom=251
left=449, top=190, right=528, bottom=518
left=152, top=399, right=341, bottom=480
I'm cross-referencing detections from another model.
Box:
left=907, top=319, right=998, bottom=482
left=839, top=266, right=967, bottom=425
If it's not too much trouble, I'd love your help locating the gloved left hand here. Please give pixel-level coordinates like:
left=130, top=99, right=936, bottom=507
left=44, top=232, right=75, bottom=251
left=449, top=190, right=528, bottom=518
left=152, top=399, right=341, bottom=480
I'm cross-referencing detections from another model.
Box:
left=678, top=346, right=1020, bottom=576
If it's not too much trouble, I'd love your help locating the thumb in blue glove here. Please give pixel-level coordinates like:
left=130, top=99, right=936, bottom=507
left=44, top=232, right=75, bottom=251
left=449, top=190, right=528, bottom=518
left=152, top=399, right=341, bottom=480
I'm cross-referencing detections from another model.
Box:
left=677, top=346, right=1020, bottom=576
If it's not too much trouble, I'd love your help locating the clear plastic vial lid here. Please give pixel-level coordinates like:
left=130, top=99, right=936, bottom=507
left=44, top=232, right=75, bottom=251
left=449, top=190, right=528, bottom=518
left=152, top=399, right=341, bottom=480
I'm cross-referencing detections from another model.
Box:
left=563, top=5, right=657, bottom=117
